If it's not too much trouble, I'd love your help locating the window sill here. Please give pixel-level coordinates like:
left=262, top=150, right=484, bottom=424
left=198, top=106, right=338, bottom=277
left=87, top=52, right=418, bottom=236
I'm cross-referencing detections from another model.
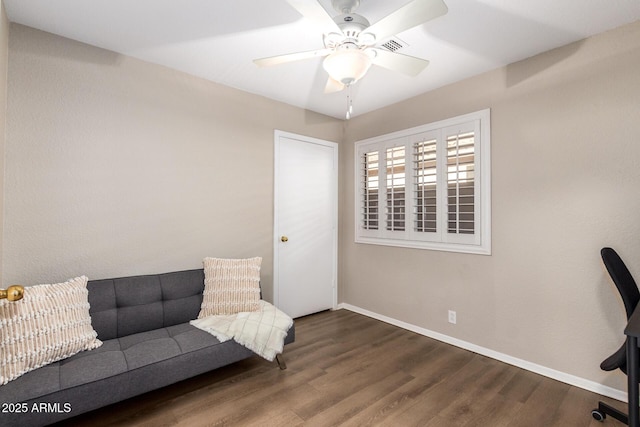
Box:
left=354, top=236, right=491, bottom=255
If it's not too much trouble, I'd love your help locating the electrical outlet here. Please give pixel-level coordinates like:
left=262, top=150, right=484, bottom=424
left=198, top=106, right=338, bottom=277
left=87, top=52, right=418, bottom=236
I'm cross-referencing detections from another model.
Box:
left=448, top=310, right=457, bottom=324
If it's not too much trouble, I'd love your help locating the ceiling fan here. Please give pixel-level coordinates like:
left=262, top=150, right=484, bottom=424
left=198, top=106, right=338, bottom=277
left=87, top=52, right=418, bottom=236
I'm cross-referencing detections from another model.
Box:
left=254, top=0, right=448, bottom=95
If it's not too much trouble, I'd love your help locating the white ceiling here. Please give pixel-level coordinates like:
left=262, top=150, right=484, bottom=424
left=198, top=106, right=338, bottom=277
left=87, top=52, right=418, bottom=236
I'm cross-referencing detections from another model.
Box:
left=5, top=0, right=640, bottom=119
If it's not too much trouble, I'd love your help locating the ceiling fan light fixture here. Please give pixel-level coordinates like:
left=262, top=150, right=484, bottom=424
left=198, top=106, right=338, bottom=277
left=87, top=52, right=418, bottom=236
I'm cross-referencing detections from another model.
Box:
left=322, top=48, right=372, bottom=86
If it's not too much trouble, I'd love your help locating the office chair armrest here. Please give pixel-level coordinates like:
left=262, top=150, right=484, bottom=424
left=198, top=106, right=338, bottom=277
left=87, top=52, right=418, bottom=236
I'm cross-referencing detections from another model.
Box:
left=601, top=342, right=627, bottom=372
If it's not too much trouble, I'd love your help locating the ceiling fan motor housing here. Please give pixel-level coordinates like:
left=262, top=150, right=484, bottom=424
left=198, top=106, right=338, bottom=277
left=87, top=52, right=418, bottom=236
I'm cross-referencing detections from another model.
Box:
left=333, top=13, right=370, bottom=39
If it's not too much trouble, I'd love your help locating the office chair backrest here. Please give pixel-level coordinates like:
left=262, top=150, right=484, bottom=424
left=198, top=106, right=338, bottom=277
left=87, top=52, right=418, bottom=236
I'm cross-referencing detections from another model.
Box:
left=601, top=247, right=640, bottom=320
left=593, top=248, right=640, bottom=422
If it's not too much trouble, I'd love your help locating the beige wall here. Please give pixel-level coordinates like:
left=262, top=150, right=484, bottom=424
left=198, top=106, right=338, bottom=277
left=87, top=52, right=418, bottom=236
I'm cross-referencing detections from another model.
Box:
left=3, top=25, right=343, bottom=303
left=342, top=20, right=640, bottom=393
left=0, top=1, right=8, bottom=281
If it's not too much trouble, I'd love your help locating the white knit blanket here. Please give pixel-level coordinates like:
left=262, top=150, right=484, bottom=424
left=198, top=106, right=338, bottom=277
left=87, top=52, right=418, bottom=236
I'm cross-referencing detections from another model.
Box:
left=190, top=300, right=293, bottom=362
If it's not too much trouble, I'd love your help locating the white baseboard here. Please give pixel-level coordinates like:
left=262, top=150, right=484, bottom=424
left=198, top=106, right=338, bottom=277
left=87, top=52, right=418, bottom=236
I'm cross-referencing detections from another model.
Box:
left=336, top=303, right=627, bottom=403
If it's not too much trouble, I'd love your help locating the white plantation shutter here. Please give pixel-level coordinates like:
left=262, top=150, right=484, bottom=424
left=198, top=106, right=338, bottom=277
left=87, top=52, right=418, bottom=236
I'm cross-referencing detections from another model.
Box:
left=385, top=146, right=406, bottom=232
left=355, top=110, right=490, bottom=254
left=447, top=131, right=475, bottom=234
left=413, top=136, right=438, bottom=235
left=360, top=150, right=380, bottom=231
left=443, top=120, right=481, bottom=246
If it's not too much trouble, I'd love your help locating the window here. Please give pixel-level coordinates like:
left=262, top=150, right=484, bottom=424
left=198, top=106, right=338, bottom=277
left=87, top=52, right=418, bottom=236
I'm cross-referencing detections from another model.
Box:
left=355, top=109, right=491, bottom=254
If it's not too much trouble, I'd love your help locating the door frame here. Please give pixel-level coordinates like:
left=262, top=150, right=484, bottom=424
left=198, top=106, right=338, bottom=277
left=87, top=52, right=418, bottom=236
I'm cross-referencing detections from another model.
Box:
left=273, top=130, right=338, bottom=312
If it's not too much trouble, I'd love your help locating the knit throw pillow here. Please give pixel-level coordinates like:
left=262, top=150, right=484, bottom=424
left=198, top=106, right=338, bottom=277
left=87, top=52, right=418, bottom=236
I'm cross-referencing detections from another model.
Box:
left=0, top=276, right=102, bottom=385
left=198, top=257, right=262, bottom=316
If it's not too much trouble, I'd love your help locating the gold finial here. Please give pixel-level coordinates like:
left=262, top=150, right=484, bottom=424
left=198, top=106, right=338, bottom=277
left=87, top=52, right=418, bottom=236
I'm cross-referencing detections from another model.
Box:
left=0, top=285, right=25, bottom=302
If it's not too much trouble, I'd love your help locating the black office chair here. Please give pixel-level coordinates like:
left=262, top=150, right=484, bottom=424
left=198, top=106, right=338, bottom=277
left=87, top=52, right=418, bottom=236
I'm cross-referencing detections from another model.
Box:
left=592, top=247, right=640, bottom=424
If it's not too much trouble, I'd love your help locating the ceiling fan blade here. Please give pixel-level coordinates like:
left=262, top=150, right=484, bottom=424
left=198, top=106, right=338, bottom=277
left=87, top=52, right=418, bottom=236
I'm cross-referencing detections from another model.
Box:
left=324, top=77, right=345, bottom=93
left=286, top=0, right=342, bottom=33
left=254, top=48, right=333, bottom=67
left=371, top=48, right=429, bottom=76
left=363, top=0, right=448, bottom=43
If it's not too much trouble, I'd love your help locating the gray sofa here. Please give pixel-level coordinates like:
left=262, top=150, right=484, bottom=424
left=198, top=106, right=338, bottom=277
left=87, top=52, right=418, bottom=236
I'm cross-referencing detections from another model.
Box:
left=0, top=268, right=295, bottom=427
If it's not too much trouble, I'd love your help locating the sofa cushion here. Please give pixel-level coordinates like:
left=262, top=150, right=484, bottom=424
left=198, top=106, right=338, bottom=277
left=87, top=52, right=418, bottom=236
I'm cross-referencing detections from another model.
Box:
left=0, top=276, right=102, bottom=385
left=87, top=269, right=206, bottom=340
left=59, top=340, right=128, bottom=388
left=0, top=323, right=225, bottom=403
left=87, top=278, right=118, bottom=340
left=115, top=276, right=164, bottom=337
left=199, top=257, right=262, bottom=316
left=160, top=270, right=205, bottom=325
left=119, top=330, right=182, bottom=369
left=167, top=323, right=222, bottom=353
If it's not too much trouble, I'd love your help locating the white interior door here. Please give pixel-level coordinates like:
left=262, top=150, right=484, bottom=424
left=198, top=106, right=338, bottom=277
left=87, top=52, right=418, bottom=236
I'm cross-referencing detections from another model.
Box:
left=274, top=131, right=337, bottom=319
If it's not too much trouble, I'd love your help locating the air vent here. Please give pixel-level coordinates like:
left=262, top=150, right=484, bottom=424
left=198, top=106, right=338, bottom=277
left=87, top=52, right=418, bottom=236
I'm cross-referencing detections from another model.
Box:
left=381, top=38, right=408, bottom=52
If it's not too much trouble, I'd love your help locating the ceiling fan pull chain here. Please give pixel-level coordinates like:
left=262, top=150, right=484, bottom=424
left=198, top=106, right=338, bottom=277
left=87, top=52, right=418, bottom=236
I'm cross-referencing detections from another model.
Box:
left=346, top=84, right=354, bottom=120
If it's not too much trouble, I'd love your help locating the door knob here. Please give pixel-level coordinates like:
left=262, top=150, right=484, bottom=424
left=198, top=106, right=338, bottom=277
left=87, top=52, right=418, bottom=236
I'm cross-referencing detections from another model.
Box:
left=281, top=236, right=289, bottom=242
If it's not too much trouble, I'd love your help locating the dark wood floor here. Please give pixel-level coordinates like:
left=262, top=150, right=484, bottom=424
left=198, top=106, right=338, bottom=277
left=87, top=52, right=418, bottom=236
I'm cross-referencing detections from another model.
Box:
left=59, top=309, right=624, bottom=426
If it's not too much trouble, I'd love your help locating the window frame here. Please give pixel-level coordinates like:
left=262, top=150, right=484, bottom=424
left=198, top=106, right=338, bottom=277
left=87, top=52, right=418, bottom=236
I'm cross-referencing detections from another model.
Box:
left=354, top=109, right=491, bottom=255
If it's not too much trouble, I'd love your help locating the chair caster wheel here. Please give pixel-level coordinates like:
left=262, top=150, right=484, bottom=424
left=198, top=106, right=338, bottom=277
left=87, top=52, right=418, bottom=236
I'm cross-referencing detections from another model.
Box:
left=592, top=409, right=605, bottom=421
